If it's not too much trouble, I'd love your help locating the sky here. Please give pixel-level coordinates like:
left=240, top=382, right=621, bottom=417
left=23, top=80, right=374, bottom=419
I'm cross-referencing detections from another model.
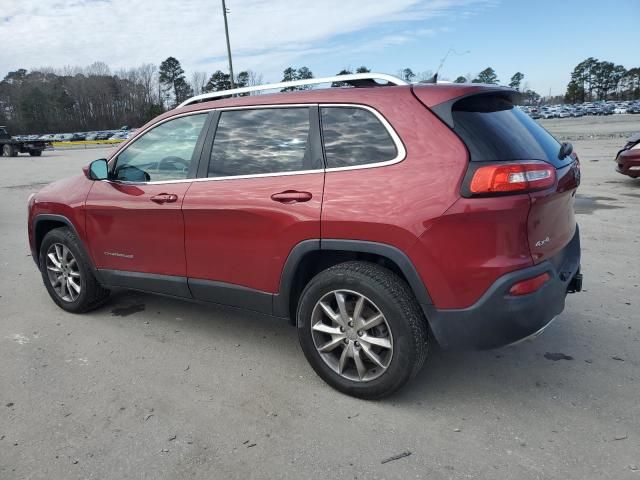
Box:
left=2, top=0, right=638, bottom=96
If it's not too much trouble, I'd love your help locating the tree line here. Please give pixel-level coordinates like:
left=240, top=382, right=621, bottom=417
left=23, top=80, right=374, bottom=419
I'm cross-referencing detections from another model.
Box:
left=565, top=58, right=639, bottom=103
left=1, top=56, right=638, bottom=134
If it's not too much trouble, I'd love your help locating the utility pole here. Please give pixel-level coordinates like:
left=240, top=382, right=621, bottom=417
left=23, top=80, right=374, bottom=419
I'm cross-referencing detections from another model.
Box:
left=221, top=0, right=235, bottom=89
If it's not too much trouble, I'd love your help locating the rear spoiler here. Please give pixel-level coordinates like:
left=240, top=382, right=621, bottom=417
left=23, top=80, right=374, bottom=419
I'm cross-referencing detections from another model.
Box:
left=428, top=89, right=521, bottom=129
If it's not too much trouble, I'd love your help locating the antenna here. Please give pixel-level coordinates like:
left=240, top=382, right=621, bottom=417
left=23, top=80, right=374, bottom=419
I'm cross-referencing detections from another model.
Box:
left=435, top=48, right=471, bottom=77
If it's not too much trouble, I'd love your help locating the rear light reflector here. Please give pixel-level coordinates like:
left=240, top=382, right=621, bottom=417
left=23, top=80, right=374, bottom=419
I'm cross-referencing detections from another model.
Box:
left=468, top=161, right=556, bottom=195
left=509, top=272, right=551, bottom=296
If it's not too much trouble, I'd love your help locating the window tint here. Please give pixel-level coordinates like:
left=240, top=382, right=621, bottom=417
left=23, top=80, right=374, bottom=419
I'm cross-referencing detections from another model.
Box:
left=320, top=107, right=398, bottom=168
left=114, top=114, right=207, bottom=182
left=451, top=95, right=567, bottom=167
left=209, top=108, right=315, bottom=177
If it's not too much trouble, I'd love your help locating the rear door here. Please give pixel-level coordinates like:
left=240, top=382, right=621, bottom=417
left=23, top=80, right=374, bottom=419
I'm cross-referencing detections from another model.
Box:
left=447, top=94, right=580, bottom=262
left=85, top=113, right=210, bottom=287
left=182, top=106, right=324, bottom=307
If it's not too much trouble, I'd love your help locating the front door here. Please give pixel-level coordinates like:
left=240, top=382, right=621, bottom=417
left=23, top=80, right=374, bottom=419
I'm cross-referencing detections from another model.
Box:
left=85, top=113, right=210, bottom=292
left=183, top=106, right=324, bottom=309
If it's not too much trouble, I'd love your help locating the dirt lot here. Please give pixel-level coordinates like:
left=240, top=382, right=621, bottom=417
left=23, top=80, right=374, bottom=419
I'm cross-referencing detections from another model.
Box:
left=1, top=115, right=639, bottom=479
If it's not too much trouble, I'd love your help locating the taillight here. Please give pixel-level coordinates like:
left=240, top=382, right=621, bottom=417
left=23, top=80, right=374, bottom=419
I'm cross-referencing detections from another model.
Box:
left=464, top=161, right=556, bottom=196
left=509, top=272, right=551, bottom=296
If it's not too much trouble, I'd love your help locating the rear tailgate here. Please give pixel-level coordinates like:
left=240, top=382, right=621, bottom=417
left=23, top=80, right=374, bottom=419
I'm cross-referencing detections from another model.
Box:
left=425, top=89, right=579, bottom=264
left=528, top=158, right=579, bottom=262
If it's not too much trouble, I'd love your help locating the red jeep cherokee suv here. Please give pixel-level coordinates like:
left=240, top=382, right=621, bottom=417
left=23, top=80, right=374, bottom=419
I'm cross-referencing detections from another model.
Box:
left=27, top=74, right=582, bottom=398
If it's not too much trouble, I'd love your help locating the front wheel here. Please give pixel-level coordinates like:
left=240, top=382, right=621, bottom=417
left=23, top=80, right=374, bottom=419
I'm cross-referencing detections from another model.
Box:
left=297, top=261, right=428, bottom=399
left=2, top=144, right=16, bottom=157
left=39, top=227, right=110, bottom=313
left=29, top=150, right=42, bottom=156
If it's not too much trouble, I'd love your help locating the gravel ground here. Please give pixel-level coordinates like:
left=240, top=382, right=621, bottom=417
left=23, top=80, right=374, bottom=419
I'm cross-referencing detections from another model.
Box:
left=1, top=115, right=639, bottom=479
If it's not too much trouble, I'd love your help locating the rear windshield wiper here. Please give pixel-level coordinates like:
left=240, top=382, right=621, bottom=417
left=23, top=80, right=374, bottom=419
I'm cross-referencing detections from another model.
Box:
left=558, top=142, right=573, bottom=160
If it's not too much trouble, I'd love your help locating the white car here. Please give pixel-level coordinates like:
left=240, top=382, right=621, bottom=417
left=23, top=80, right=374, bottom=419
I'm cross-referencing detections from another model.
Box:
left=614, top=106, right=627, bottom=114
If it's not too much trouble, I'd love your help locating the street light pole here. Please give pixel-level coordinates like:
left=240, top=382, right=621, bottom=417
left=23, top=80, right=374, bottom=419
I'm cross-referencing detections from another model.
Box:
left=221, top=0, right=235, bottom=89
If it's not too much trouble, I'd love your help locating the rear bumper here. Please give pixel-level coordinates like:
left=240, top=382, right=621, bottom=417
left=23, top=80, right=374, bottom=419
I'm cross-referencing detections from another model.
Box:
left=424, top=226, right=581, bottom=350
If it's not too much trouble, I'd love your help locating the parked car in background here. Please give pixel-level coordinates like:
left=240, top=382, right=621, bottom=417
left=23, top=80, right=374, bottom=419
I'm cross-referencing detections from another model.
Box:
left=27, top=74, right=583, bottom=398
left=614, top=106, right=627, bottom=114
left=615, top=133, right=640, bottom=178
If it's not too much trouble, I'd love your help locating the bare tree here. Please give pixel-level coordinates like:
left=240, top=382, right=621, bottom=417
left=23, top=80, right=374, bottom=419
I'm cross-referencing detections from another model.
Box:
left=137, top=64, right=158, bottom=104
left=246, top=70, right=263, bottom=87
left=85, top=61, right=111, bottom=76
left=190, top=71, right=208, bottom=96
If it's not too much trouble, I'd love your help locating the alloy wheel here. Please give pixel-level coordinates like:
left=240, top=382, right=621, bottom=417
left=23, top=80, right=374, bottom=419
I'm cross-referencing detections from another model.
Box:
left=45, top=243, right=82, bottom=302
left=310, top=289, right=393, bottom=382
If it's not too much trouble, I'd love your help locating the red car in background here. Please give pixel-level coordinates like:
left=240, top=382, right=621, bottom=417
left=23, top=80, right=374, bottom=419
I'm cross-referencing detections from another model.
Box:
left=615, top=133, right=640, bottom=178
left=27, top=73, right=583, bottom=398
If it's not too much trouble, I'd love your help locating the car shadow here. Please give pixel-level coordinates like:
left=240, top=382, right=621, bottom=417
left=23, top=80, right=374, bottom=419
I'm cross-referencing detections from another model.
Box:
left=98, top=289, right=588, bottom=405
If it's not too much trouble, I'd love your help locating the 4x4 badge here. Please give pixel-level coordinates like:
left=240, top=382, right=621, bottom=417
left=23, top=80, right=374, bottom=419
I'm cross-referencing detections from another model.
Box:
left=535, top=237, right=550, bottom=247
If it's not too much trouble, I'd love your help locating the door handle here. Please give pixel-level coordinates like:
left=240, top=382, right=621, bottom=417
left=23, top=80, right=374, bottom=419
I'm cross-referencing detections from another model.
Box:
left=270, top=190, right=313, bottom=204
left=150, top=193, right=178, bottom=204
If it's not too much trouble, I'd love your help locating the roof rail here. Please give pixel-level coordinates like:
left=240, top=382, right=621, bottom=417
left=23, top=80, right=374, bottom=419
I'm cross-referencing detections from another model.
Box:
left=177, top=73, right=408, bottom=108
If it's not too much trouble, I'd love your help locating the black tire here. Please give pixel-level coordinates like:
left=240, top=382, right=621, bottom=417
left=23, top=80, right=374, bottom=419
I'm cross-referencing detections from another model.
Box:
left=2, top=144, right=16, bottom=157
left=39, top=227, right=110, bottom=313
left=297, top=261, right=428, bottom=399
left=29, top=150, right=42, bottom=156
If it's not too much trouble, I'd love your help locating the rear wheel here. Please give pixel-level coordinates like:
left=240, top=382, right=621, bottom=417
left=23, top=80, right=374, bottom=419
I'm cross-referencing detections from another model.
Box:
left=297, top=261, right=428, bottom=399
left=29, top=150, right=42, bottom=157
left=39, top=227, right=110, bottom=313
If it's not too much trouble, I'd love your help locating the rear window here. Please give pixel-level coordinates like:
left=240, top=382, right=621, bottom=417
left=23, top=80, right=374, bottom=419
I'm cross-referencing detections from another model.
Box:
left=320, top=107, right=398, bottom=168
left=451, top=95, right=567, bottom=167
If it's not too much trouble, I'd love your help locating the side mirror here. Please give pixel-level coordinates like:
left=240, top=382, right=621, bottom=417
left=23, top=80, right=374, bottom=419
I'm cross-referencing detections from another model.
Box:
left=87, top=158, right=109, bottom=180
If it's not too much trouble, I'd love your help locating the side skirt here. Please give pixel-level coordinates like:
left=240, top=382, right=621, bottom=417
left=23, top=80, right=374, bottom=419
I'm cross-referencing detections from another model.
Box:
left=97, top=269, right=274, bottom=315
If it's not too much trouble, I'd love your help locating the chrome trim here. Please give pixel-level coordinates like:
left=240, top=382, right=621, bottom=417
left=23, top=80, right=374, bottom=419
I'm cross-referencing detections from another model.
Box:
left=109, top=168, right=325, bottom=186
left=108, top=103, right=405, bottom=186
left=177, top=73, right=408, bottom=108
left=506, top=316, right=557, bottom=347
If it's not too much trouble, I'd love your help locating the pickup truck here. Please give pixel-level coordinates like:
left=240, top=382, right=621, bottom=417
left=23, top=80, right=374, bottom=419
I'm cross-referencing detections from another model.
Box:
left=1, top=126, right=48, bottom=157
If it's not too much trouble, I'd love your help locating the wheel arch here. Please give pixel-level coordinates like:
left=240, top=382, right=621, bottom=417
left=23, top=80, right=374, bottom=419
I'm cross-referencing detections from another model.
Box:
left=32, top=214, right=97, bottom=273
left=274, top=239, right=433, bottom=324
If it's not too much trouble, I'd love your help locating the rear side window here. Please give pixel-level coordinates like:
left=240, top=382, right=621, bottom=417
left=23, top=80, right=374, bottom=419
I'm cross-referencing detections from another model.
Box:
left=320, top=107, right=398, bottom=168
left=451, top=95, right=567, bottom=167
left=209, top=107, right=317, bottom=177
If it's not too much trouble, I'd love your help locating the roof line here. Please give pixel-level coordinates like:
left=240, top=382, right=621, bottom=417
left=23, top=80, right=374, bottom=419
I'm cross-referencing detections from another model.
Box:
left=177, top=73, right=408, bottom=108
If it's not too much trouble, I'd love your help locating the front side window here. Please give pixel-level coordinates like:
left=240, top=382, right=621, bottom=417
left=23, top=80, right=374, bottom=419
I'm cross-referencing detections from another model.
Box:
left=320, top=107, right=398, bottom=168
left=114, top=114, right=207, bottom=182
left=208, top=107, right=315, bottom=177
